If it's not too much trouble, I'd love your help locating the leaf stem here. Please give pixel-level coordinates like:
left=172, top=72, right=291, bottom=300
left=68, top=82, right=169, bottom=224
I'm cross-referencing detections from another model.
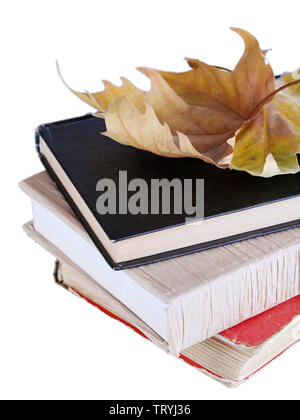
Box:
left=246, top=79, right=300, bottom=121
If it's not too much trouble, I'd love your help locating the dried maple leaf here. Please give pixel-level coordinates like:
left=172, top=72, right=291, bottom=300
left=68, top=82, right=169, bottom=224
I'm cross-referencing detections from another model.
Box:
left=59, top=28, right=300, bottom=177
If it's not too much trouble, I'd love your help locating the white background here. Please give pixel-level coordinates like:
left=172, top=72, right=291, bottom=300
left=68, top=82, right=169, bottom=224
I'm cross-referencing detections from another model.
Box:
left=1, top=0, right=299, bottom=400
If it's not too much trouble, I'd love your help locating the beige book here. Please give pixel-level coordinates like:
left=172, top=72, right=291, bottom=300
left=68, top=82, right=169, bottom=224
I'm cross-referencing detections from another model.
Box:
left=20, top=172, right=300, bottom=355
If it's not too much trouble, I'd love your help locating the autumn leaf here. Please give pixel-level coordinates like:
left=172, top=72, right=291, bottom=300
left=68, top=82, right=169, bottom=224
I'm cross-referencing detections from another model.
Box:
left=59, top=28, right=300, bottom=177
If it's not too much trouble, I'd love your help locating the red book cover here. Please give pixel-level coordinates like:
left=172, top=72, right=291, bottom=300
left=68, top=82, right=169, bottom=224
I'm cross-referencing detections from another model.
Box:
left=221, top=295, right=300, bottom=347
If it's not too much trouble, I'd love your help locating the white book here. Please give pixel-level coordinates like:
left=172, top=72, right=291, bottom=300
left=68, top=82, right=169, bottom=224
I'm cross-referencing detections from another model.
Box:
left=20, top=172, right=300, bottom=355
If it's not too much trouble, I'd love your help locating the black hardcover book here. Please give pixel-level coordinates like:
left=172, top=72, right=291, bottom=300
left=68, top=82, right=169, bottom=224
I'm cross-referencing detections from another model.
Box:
left=36, top=114, right=300, bottom=269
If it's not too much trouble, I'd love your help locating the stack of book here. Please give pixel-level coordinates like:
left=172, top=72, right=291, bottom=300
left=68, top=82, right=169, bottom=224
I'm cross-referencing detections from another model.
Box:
left=20, top=114, right=300, bottom=387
